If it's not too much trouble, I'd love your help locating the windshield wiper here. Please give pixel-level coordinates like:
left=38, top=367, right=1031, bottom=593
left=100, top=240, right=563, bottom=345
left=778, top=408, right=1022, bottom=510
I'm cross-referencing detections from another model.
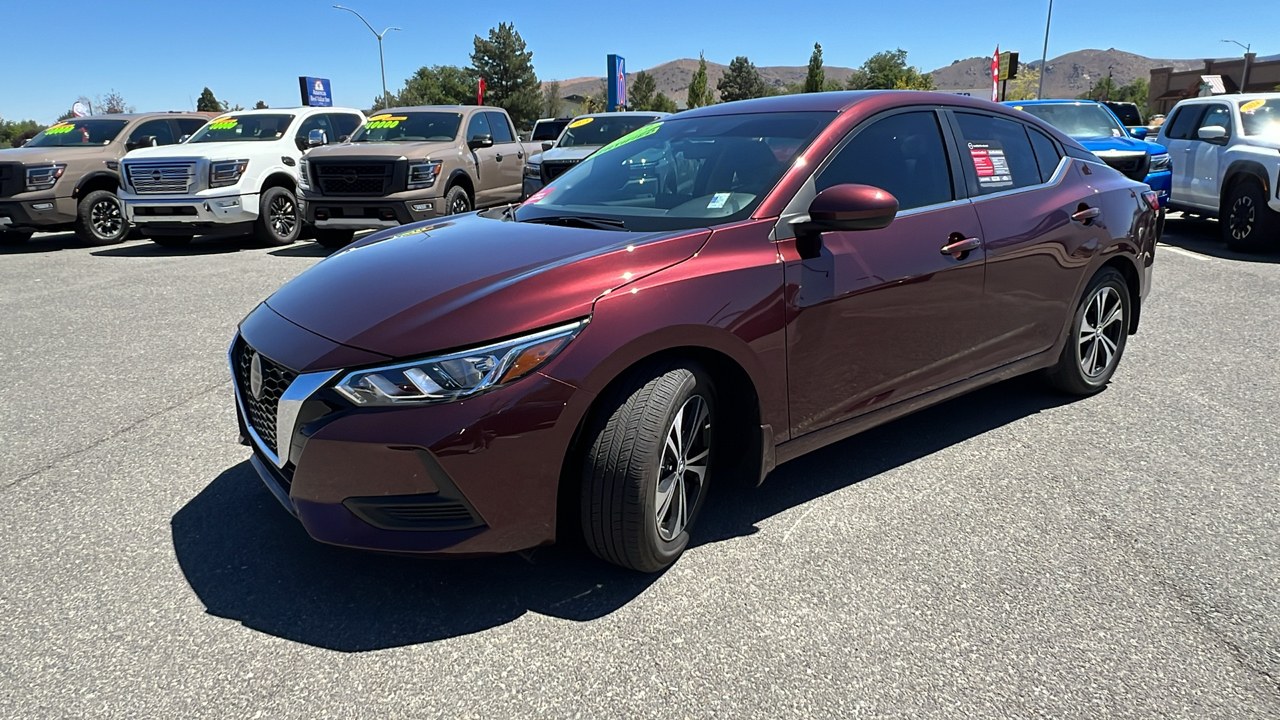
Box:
left=522, top=215, right=629, bottom=231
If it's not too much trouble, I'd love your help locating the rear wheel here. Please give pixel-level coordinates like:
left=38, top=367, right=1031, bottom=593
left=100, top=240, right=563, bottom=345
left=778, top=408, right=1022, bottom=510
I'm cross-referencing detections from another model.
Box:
left=1045, top=267, right=1130, bottom=395
left=253, top=186, right=300, bottom=246
left=581, top=362, right=716, bottom=572
left=445, top=185, right=472, bottom=216
left=73, top=190, right=128, bottom=246
left=0, top=231, right=34, bottom=245
left=1222, top=178, right=1279, bottom=253
left=149, top=234, right=193, bottom=248
left=314, top=228, right=355, bottom=248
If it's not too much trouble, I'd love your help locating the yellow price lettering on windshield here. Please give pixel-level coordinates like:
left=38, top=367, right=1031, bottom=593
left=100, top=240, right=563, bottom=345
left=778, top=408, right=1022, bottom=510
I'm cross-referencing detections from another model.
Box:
left=365, top=114, right=409, bottom=130
left=45, top=123, right=77, bottom=135
left=596, top=122, right=663, bottom=155
left=1240, top=99, right=1266, bottom=114
left=208, top=117, right=239, bottom=130
left=568, top=117, right=594, bottom=128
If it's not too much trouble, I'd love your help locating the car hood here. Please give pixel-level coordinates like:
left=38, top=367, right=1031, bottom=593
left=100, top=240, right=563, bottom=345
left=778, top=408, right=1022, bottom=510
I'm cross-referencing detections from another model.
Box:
left=1241, top=135, right=1280, bottom=151
left=0, top=145, right=112, bottom=164
left=538, top=146, right=598, bottom=162
left=306, top=140, right=458, bottom=160
left=264, top=213, right=710, bottom=359
left=1076, top=135, right=1167, bottom=155
left=124, top=141, right=279, bottom=160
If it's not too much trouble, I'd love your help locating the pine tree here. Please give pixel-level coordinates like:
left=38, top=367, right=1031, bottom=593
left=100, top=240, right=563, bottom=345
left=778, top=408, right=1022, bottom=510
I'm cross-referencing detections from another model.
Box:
left=804, top=43, right=825, bottom=93
left=253, top=100, right=269, bottom=109
left=196, top=87, right=221, bottom=113
left=653, top=93, right=679, bottom=114
left=629, top=71, right=658, bottom=111
left=686, top=53, right=715, bottom=109
left=470, top=22, right=541, bottom=127
left=544, top=81, right=563, bottom=117
left=717, top=56, right=768, bottom=102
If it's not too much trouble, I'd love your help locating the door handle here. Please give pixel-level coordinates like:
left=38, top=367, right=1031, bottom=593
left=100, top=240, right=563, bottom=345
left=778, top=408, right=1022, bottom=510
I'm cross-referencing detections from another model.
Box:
left=517, top=151, right=524, bottom=159
left=940, top=236, right=981, bottom=257
left=1072, top=206, right=1101, bottom=224
left=495, top=153, right=504, bottom=162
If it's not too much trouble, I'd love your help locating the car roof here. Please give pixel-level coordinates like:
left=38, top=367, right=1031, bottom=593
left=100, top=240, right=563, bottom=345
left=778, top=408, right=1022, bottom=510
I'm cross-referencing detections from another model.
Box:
left=71, top=112, right=211, bottom=120
left=681, top=90, right=1045, bottom=118
left=216, top=107, right=361, bottom=116
left=1175, top=92, right=1280, bottom=104
left=378, top=105, right=492, bottom=113
left=1002, top=99, right=1104, bottom=106
left=574, top=111, right=670, bottom=119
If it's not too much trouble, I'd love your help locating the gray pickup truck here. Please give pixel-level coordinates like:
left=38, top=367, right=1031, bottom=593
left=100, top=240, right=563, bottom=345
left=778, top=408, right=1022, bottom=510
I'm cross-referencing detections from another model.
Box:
left=299, top=105, right=528, bottom=247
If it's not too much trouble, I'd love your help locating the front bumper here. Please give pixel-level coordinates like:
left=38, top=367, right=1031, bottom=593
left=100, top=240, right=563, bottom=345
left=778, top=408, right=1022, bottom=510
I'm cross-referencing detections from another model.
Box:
left=300, top=192, right=444, bottom=231
left=1143, top=170, right=1172, bottom=205
left=521, top=176, right=542, bottom=200
left=0, top=195, right=77, bottom=231
left=232, top=303, right=589, bottom=556
left=123, top=192, right=260, bottom=233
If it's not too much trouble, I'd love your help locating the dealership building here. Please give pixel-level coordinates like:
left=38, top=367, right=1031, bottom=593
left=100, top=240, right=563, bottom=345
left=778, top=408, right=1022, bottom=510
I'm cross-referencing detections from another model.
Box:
left=1149, top=53, right=1280, bottom=115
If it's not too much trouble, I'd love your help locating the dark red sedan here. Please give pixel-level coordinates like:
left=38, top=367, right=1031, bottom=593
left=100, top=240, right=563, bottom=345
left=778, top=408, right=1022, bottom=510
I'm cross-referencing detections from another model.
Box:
left=231, top=91, right=1157, bottom=572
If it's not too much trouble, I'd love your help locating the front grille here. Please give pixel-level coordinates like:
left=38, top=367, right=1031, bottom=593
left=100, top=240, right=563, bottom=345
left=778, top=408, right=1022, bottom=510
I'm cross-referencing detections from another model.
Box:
left=0, top=162, right=21, bottom=198
left=1098, top=152, right=1150, bottom=182
left=125, top=162, right=197, bottom=194
left=233, top=340, right=296, bottom=457
left=315, top=162, right=394, bottom=196
left=541, top=159, right=581, bottom=184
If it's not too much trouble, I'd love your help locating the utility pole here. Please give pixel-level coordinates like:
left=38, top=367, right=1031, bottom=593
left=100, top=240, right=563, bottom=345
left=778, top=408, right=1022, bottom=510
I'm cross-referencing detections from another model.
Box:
left=1222, top=39, right=1252, bottom=93
left=1106, top=65, right=1114, bottom=101
left=1038, top=0, right=1054, bottom=99
left=334, top=5, right=401, bottom=109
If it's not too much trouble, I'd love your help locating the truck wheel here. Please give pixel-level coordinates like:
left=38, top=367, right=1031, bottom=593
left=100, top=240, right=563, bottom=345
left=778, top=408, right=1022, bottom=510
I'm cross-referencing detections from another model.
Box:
left=254, top=186, right=300, bottom=246
left=445, top=185, right=472, bottom=216
left=314, top=228, right=355, bottom=248
left=0, top=231, right=34, bottom=245
left=73, top=190, right=128, bottom=246
left=150, top=235, right=193, bottom=248
left=1222, top=178, right=1279, bottom=253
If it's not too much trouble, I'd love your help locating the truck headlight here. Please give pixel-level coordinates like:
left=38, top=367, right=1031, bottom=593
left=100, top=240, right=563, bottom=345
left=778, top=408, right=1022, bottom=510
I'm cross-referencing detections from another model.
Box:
left=334, top=320, right=586, bottom=406
left=1149, top=153, right=1172, bottom=173
left=25, top=164, right=66, bottom=192
left=524, top=162, right=541, bottom=179
left=407, top=160, right=442, bottom=190
left=210, top=159, right=249, bottom=188
left=298, top=158, right=311, bottom=190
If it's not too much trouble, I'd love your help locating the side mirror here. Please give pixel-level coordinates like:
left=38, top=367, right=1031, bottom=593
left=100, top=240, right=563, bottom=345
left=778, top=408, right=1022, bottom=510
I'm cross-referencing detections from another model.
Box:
left=468, top=134, right=494, bottom=150
left=337, top=134, right=350, bottom=143
left=798, top=184, right=899, bottom=234
left=178, top=134, right=191, bottom=144
left=307, top=129, right=328, bottom=148
left=541, top=141, right=555, bottom=151
left=1197, top=125, right=1228, bottom=144
left=1129, top=127, right=1148, bottom=140
left=126, top=135, right=158, bottom=151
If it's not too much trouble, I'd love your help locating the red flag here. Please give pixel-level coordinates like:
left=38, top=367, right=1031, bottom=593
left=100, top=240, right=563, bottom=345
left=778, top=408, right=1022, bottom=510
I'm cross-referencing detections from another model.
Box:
left=991, top=46, right=1000, bottom=102
left=477, top=78, right=486, bottom=106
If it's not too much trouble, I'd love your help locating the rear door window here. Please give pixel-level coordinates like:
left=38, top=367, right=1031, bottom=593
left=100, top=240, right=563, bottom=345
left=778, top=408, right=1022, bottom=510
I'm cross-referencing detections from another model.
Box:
left=953, top=112, right=1042, bottom=195
left=817, top=111, right=953, bottom=211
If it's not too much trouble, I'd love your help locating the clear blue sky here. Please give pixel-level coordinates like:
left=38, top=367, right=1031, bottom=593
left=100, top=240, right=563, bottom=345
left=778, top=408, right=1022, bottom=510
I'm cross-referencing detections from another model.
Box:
left=1, top=0, right=1274, bottom=123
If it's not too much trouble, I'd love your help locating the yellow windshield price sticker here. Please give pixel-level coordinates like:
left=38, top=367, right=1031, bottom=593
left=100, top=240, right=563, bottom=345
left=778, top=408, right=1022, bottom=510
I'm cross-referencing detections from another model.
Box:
left=568, top=117, right=594, bottom=128
left=45, top=123, right=76, bottom=135
left=365, top=114, right=409, bottom=129
left=208, top=117, right=239, bottom=130
left=1240, top=99, right=1266, bottom=114
left=596, top=122, right=663, bottom=155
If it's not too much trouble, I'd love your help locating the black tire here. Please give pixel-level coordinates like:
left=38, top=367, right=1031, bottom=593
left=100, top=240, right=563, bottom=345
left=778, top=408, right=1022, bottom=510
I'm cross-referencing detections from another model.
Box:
left=1045, top=267, right=1130, bottom=396
left=445, top=185, right=472, bottom=216
left=0, top=231, right=34, bottom=245
left=1222, top=178, right=1280, bottom=253
left=254, top=186, right=301, bottom=246
left=581, top=362, right=717, bottom=572
left=314, top=228, right=356, bottom=248
left=73, top=190, right=128, bottom=246
left=149, top=234, right=193, bottom=248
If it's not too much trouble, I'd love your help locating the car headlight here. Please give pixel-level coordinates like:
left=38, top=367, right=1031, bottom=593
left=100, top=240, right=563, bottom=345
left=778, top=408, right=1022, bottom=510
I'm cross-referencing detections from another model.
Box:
left=523, top=162, right=541, bottom=179
left=210, top=159, right=249, bottom=188
left=335, top=319, right=587, bottom=406
left=407, top=160, right=442, bottom=190
left=1149, top=153, right=1172, bottom=173
left=298, top=158, right=311, bottom=190
left=25, top=164, right=66, bottom=192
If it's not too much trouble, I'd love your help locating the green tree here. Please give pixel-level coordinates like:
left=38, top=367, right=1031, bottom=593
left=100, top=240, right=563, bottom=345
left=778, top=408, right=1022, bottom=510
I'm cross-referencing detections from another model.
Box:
left=543, top=81, right=563, bottom=117
left=395, top=65, right=478, bottom=108
left=652, top=92, right=679, bottom=113
left=804, top=43, right=825, bottom=93
left=1006, top=67, right=1041, bottom=100
left=196, top=87, right=222, bottom=113
left=849, top=49, right=934, bottom=90
left=0, top=118, right=45, bottom=149
left=717, top=56, right=768, bottom=102
left=253, top=100, right=269, bottom=109
left=470, top=22, right=541, bottom=127
left=56, top=110, right=76, bottom=122
left=629, top=71, right=658, bottom=111
left=102, top=89, right=131, bottom=114
left=686, top=53, right=715, bottom=108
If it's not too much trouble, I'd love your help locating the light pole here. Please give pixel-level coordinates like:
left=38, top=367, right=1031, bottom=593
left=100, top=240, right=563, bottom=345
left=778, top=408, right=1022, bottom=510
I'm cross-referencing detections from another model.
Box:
left=1106, top=65, right=1114, bottom=101
left=1222, top=39, right=1252, bottom=93
left=333, top=5, right=400, bottom=109
left=1038, top=0, right=1054, bottom=99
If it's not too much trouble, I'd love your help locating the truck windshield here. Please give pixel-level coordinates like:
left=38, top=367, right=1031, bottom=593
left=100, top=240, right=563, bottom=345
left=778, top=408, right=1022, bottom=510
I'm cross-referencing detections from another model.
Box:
left=26, top=119, right=129, bottom=147
left=350, top=112, right=462, bottom=142
left=1016, top=103, right=1126, bottom=139
left=515, top=111, right=834, bottom=232
left=1239, top=99, right=1280, bottom=138
left=187, top=114, right=296, bottom=143
left=557, top=116, right=662, bottom=148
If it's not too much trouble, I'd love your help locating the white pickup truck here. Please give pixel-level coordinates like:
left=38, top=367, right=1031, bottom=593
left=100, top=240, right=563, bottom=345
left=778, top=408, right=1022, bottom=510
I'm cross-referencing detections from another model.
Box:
left=119, top=107, right=365, bottom=247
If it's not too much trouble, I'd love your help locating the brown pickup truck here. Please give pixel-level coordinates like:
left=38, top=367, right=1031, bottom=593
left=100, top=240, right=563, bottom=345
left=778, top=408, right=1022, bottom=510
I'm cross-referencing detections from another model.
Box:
left=0, top=112, right=210, bottom=245
left=298, top=105, right=528, bottom=247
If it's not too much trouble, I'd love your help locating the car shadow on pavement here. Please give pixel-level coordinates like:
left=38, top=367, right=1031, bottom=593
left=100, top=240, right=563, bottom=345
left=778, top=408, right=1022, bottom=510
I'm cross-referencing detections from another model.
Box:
left=269, top=242, right=335, bottom=258
left=172, top=374, right=1079, bottom=652
left=91, top=236, right=260, bottom=257
left=0, top=232, right=85, bottom=254
left=1161, top=214, right=1280, bottom=263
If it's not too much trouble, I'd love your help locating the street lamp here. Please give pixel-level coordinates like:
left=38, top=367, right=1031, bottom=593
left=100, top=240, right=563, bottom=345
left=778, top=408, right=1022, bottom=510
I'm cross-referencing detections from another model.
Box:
left=1222, top=39, right=1252, bottom=93
left=1038, top=0, right=1054, bottom=99
left=333, top=5, right=400, bottom=109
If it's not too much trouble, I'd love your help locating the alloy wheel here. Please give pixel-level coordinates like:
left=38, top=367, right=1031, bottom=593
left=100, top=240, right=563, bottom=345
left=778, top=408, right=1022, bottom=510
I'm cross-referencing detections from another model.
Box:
left=1077, top=286, right=1124, bottom=378
left=91, top=198, right=123, bottom=239
left=269, top=195, right=297, bottom=238
left=655, top=394, right=711, bottom=542
left=451, top=195, right=469, bottom=215
left=1229, top=195, right=1255, bottom=241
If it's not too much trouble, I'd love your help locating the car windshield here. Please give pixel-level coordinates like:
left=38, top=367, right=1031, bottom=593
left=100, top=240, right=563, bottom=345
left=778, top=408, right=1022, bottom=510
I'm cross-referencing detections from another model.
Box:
left=531, top=120, right=570, bottom=142
left=25, top=119, right=129, bottom=147
left=1017, top=103, right=1126, bottom=139
left=515, top=111, right=835, bottom=232
left=187, top=114, right=295, bottom=143
left=350, top=112, right=462, bottom=142
left=1239, top=99, right=1280, bottom=138
left=557, top=115, right=663, bottom=148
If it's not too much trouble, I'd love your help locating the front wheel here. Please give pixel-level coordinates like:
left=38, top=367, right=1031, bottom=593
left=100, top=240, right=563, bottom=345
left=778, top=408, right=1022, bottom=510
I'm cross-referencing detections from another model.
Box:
left=314, top=228, right=355, bottom=248
left=254, top=186, right=300, bottom=246
left=445, top=185, right=472, bottom=216
left=1045, top=267, right=1130, bottom=395
left=73, top=190, right=128, bottom=246
left=581, top=363, right=716, bottom=572
left=1222, top=179, right=1279, bottom=253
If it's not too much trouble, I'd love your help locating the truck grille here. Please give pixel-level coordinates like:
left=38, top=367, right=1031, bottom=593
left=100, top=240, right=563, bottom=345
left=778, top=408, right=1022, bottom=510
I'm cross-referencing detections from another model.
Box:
left=541, top=159, right=581, bottom=184
left=1097, top=152, right=1150, bottom=182
left=0, top=163, right=21, bottom=198
left=125, top=162, right=197, bottom=194
left=233, top=339, right=297, bottom=457
left=315, top=162, right=394, bottom=196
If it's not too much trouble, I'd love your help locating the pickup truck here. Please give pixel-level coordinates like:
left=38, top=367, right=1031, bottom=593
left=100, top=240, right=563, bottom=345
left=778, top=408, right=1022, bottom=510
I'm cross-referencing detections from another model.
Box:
left=119, top=107, right=365, bottom=247
left=299, top=105, right=528, bottom=247
left=0, top=112, right=210, bottom=245
left=522, top=111, right=669, bottom=199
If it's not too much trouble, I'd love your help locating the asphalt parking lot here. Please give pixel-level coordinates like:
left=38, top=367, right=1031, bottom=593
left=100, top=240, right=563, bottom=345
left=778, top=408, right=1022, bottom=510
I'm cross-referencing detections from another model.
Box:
left=1, top=215, right=1278, bottom=718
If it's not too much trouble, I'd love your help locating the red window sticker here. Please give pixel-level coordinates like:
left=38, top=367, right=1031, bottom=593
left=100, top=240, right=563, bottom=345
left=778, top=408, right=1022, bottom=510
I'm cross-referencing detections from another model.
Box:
left=523, top=186, right=554, bottom=205
left=968, top=141, right=1013, bottom=189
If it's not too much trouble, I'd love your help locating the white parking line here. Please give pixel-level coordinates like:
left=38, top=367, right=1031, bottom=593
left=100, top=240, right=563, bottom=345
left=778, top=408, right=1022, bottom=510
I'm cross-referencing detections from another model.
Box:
left=1159, top=244, right=1211, bottom=261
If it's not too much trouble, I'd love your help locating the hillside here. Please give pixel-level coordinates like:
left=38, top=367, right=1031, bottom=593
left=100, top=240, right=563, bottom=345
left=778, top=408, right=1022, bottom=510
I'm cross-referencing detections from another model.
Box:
left=546, top=49, right=1206, bottom=104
